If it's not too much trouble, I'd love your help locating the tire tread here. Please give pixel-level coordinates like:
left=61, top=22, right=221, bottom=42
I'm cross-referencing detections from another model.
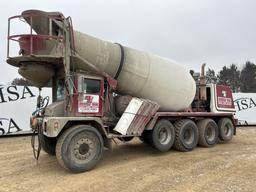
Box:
left=173, top=119, right=198, bottom=152
left=55, top=126, right=80, bottom=171
left=173, top=119, right=187, bottom=152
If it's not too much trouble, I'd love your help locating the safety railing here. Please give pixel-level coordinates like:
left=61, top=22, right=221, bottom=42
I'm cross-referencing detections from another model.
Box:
left=7, top=13, right=65, bottom=58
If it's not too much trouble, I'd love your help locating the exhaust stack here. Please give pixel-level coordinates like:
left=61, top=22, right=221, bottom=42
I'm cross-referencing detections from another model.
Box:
left=199, top=63, right=207, bottom=101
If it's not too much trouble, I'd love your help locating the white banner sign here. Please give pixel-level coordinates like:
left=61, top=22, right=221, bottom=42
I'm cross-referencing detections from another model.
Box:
left=0, top=85, right=255, bottom=136
left=233, top=93, right=256, bottom=125
left=0, top=85, right=51, bottom=135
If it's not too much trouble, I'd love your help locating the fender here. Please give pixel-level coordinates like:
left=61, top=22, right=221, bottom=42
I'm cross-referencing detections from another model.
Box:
left=42, top=117, right=107, bottom=138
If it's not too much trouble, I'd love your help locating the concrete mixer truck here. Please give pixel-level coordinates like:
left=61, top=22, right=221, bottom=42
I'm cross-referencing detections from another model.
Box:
left=6, top=10, right=236, bottom=173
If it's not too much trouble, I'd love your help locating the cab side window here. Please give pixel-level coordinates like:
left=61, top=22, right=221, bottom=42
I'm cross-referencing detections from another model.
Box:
left=83, top=79, right=100, bottom=94
left=56, top=78, right=64, bottom=101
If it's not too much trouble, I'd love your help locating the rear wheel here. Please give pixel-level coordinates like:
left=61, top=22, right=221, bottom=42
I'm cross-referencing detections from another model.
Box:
left=174, top=119, right=199, bottom=152
left=218, top=118, right=234, bottom=142
left=38, top=134, right=56, bottom=155
left=197, top=119, right=218, bottom=147
left=56, top=125, right=104, bottom=173
left=142, top=119, right=175, bottom=152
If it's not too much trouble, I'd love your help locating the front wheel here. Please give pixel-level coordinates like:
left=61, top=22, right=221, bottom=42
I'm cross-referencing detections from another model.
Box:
left=56, top=125, right=104, bottom=173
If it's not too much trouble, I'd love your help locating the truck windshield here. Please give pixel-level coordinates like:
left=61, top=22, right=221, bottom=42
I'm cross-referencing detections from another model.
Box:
left=56, top=79, right=64, bottom=101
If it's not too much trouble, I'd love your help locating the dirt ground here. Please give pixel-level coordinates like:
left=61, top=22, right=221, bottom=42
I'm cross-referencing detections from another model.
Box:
left=0, top=127, right=256, bottom=192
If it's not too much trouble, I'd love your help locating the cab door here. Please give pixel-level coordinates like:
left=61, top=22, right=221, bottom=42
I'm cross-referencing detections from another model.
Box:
left=77, top=77, right=103, bottom=116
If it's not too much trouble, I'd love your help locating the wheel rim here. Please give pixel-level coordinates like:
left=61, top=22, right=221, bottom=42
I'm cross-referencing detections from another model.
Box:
left=79, top=143, right=90, bottom=155
left=72, top=133, right=98, bottom=163
left=206, top=126, right=215, bottom=142
left=183, top=127, right=194, bottom=145
left=158, top=126, right=172, bottom=145
left=223, top=123, right=232, bottom=137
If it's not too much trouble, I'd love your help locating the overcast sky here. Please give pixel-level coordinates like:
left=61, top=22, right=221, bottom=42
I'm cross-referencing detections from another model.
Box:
left=0, top=0, right=255, bottom=84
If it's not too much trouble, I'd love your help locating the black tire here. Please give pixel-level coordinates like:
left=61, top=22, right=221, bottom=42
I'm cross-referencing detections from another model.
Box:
left=174, top=119, right=199, bottom=152
left=56, top=125, right=104, bottom=173
left=218, top=118, right=234, bottom=142
left=141, top=130, right=152, bottom=144
left=197, top=119, right=218, bottom=147
left=143, top=119, right=175, bottom=152
left=38, top=134, right=56, bottom=155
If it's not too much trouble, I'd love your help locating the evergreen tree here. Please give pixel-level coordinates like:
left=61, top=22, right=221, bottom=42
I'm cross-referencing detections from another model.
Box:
left=206, top=68, right=217, bottom=84
left=217, top=64, right=240, bottom=92
left=240, top=61, right=256, bottom=92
